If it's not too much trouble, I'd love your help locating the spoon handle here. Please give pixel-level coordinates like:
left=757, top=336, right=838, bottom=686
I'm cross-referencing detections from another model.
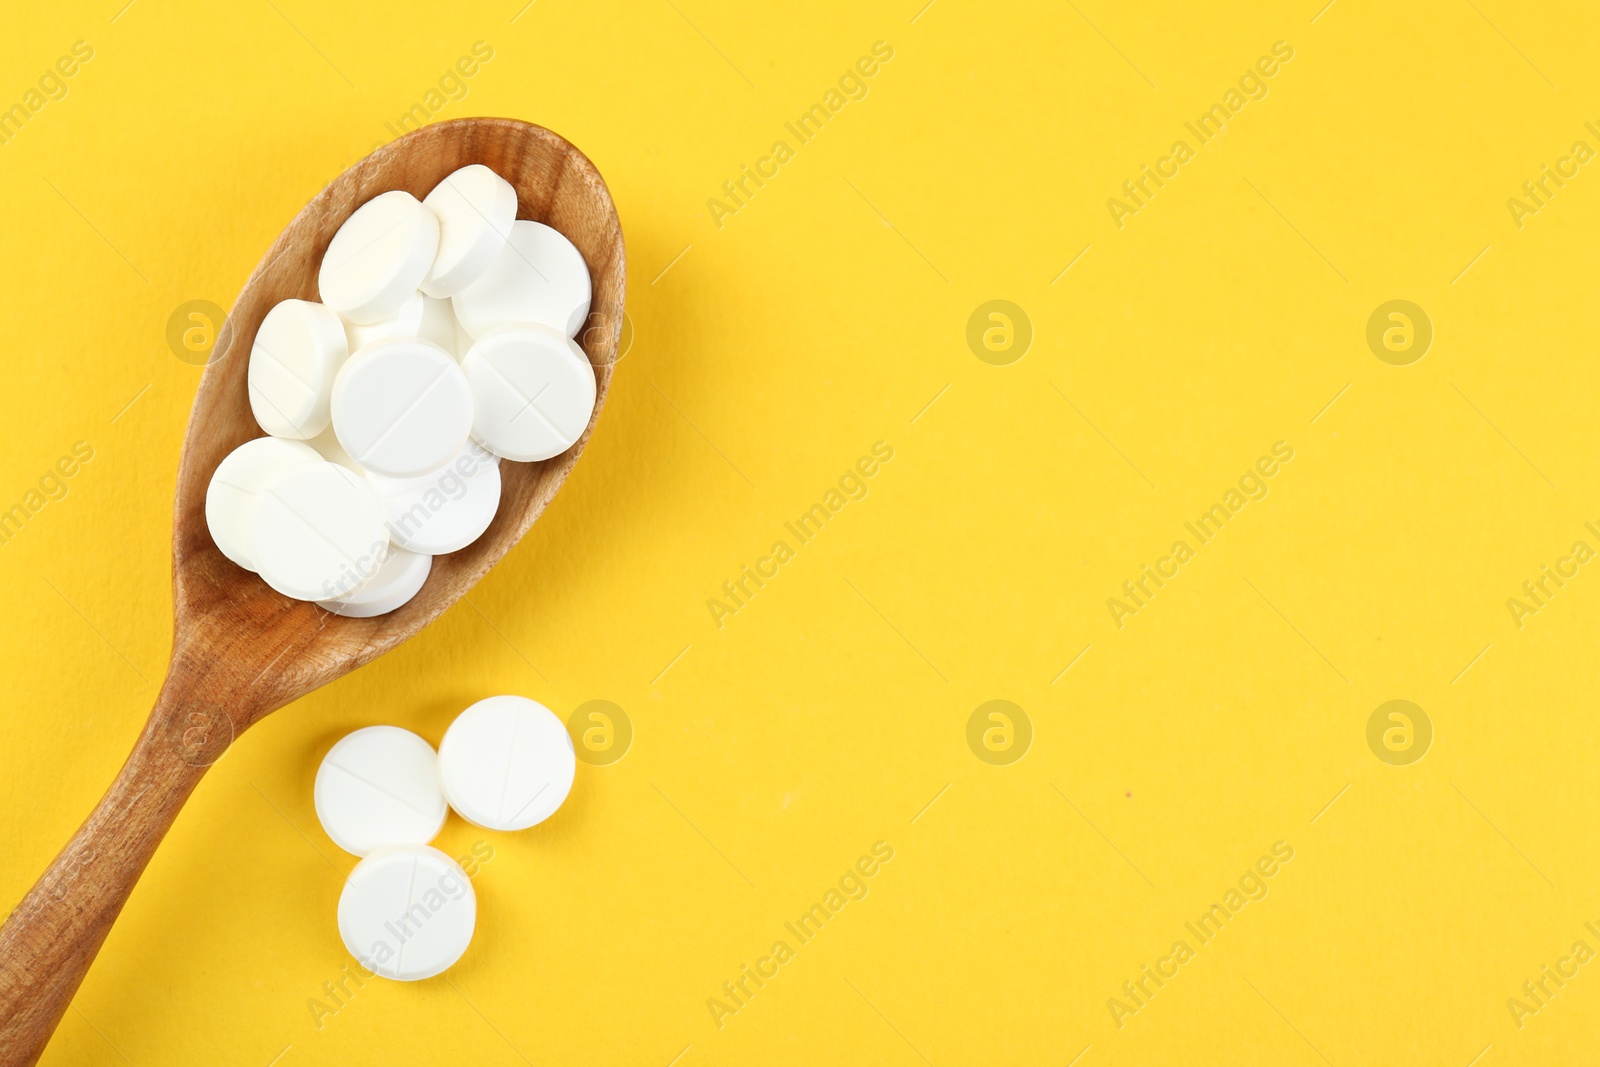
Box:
left=0, top=682, right=221, bottom=1066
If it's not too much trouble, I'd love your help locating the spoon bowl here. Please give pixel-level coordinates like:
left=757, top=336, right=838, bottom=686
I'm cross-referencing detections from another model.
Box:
left=0, top=117, right=624, bottom=1065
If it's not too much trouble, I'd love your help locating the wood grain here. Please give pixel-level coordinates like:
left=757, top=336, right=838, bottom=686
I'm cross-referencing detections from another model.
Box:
left=0, top=117, right=625, bottom=1065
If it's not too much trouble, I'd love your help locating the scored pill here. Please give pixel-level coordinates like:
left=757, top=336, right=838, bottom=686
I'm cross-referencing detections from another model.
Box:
left=437, top=695, right=576, bottom=831
left=337, top=844, right=476, bottom=981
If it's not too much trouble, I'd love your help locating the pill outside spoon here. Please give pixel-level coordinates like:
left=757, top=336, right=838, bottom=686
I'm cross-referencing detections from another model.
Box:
left=0, top=117, right=624, bottom=1065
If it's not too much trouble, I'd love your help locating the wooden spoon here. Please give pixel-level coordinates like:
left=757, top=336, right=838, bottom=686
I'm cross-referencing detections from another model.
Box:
left=0, top=117, right=624, bottom=1065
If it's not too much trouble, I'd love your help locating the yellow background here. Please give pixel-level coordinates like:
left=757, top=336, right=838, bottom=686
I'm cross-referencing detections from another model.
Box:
left=2, top=0, right=1598, bottom=1063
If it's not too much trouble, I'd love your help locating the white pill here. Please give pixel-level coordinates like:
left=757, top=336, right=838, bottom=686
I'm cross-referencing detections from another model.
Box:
left=320, top=191, right=441, bottom=325
left=421, top=164, right=517, bottom=299
left=438, top=696, right=576, bottom=830
left=248, top=299, right=349, bottom=439
left=252, top=462, right=389, bottom=602
left=331, top=338, right=473, bottom=477
left=205, top=437, right=322, bottom=571
left=367, top=441, right=502, bottom=554
left=317, top=544, right=433, bottom=617
left=314, top=726, right=448, bottom=855
left=462, top=326, right=596, bottom=462
left=452, top=220, right=591, bottom=340
left=337, top=844, right=475, bottom=981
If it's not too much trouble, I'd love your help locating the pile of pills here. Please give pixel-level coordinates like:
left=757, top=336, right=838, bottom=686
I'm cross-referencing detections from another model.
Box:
left=315, top=695, right=576, bottom=980
left=205, top=164, right=598, bottom=616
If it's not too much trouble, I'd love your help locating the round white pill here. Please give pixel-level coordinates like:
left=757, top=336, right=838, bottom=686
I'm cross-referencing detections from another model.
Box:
left=438, top=696, right=576, bottom=831
left=205, top=437, right=322, bottom=571
left=248, top=299, right=349, bottom=439
left=317, top=545, right=432, bottom=617
left=463, top=325, right=597, bottom=462
left=319, top=190, right=441, bottom=325
left=331, top=338, right=473, bottom=478
left=367, top=440, right=502, bottom=555
left=337, top=844, right=475, bottom=981
left=452, top=220, right=591, bottom=340
left=314, top=726, right=448, bottom=855
left=421, top=164, right=517, bottom=299
left=253, top=462, right=389, bottom=602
